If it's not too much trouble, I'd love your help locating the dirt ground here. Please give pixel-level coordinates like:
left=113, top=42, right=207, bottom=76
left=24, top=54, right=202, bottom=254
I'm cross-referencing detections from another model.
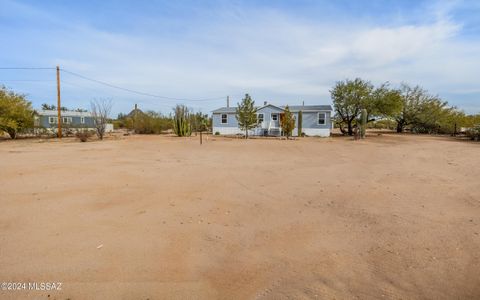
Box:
left=0, top=133, right=479, bottom=299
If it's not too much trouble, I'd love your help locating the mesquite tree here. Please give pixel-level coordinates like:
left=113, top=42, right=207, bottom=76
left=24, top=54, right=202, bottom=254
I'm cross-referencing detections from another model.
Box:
left=331, top=78, right=373, bottom=135
left=331, top=79, right=402, bottom=135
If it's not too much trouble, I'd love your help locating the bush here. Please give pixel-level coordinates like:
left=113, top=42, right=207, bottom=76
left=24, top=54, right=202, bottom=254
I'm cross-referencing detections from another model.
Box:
left=115, top=111, right=172, bottom=134
left=215, top=131, right=220, bottom=135
left=0, top=86, right=34, bottom=139
left=466, top=125, right=480, bottom=141
left=369, top=119, right=396, bottom=130
left=136, top=111, right=171, bottom=134
left=76, top=130, right=93, bottom=142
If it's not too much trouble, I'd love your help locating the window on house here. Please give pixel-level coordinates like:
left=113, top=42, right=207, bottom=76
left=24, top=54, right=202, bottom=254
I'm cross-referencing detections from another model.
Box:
left=258, top=113, right=264, bottom=123
left=62, top=117, right=72, bottom=124
left=221, top=114, right=228, bottom=124
left=48, top=117, right=58, bottom=124
left=318, top=113, right=326, bottom=125
left=272, top=114, right=278, bottom=121
left=80, top=117, right=85, bottom=124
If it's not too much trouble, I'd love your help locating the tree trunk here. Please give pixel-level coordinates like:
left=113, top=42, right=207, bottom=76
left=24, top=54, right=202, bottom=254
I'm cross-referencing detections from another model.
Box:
left=396, top=122, right=404, bottom=133
left=339, top=124, right=347, bottom=135
left=347, top=122, right=353, bottom=136
left=245, top=129, right=248, bottom=139
left=7, top=129, right=16, bottom=139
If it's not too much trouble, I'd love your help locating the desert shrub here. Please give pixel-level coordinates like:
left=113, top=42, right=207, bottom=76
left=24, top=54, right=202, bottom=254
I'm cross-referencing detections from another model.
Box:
left=190, top=112, right=210, bottom=134
left=466, top=125, right=480, bottom=141
left=76, top=130, right=93, bottom=142
left=115, top=111, right=172, bottom=134
left=136, top=111, right=171, bottom=134
left=215, top=131, right=220, bottom=135
left=369, top=119, right=396, bottom=130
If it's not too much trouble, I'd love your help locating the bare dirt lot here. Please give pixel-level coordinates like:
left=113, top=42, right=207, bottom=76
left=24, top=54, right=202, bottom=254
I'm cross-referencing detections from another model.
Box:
left=0, top=134, right=479, bottom=299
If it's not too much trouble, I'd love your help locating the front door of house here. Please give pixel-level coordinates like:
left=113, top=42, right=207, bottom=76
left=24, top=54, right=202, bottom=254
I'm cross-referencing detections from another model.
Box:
left=271, top=113, right=279, bottom=128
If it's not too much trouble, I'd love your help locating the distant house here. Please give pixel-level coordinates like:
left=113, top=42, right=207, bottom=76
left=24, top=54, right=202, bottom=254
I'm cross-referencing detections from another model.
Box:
left=212, top=102, right=333, bottom=137
left=34, top=110, right=113, bottom=132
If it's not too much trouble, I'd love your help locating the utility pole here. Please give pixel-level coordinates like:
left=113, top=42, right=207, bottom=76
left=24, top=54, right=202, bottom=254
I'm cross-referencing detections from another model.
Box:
left=227, top=96, right=230, bottom=108
left=56, top=66, right=62, bottom=138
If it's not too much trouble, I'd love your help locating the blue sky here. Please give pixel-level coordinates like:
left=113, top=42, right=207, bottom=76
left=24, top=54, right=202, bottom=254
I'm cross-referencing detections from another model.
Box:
left=1, top=0, right=479, bottom=115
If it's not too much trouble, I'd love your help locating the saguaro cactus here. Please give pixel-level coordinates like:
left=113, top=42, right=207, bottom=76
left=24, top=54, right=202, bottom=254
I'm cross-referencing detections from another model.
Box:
left=360, top=108, right=367, bottom=139
left=298, top=110, right=303, bottom=137
left=173, top=105, right=192, bottom=137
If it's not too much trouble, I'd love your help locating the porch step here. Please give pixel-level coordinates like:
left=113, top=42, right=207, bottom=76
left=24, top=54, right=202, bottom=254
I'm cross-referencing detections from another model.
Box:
left=268, top=128, right=281, bottom=136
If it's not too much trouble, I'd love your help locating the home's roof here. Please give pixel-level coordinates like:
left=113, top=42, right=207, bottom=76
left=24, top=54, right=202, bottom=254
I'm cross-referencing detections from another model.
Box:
left=283, top=105, right=333, bottom=112
left=212, top=104, right=332, bottom=113
left=36, top=110, right=92, bottom=117
left=212, top=107, right=237, bottom=113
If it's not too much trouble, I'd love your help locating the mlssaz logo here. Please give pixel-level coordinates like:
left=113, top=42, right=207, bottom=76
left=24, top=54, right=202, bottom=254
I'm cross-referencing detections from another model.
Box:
left=28, top=282, right=62, bottom=291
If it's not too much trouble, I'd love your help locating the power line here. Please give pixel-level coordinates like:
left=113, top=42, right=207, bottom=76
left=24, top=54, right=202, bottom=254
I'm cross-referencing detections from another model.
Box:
left=0, top=79, right=55, bottom=82
left=0, top=67, right=55, bottom=70
left=0, top=66, right=229, bottom=103
left=60, top=68, right=226, bottom=102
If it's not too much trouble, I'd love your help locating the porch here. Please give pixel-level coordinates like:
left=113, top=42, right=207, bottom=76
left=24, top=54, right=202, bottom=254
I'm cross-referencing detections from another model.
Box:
left=256, top=112, right=283, bottom=136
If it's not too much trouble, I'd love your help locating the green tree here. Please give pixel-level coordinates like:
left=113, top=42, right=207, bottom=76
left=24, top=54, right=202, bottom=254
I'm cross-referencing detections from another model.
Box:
left=41, top=103, right=56, bottom=110
left=331, top=79, right=403, bottom=136
left=394, top=84, right=431, bottom=133
left=281, top=105, right=295, bottom=139
left=412, top=98, right=456, bottom=134
left=462, top=114, right=480, bottom=128
left=369, top=83, right=402, bottom=119
left=330, top=78, right=373, bottom=135
left=0, top=86, right=34, bottom=139
left=392, top=83, right=470, bottom=134
left=235, top=94, right=257, bottom=138
left=393, top=83, right=460, bottom=134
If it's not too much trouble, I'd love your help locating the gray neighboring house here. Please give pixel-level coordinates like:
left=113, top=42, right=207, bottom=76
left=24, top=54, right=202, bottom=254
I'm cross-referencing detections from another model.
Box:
left=34, top=110, right=117, bottom=132
left=34, top=109, right=96, bottom=131
left=34, top=110, right=113, bottom=132
left=212, top=102, right=333, bottom=137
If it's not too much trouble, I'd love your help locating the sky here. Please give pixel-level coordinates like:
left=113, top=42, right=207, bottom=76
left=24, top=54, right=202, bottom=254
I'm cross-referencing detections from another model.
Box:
left=0, top=0, right=479, bottom=116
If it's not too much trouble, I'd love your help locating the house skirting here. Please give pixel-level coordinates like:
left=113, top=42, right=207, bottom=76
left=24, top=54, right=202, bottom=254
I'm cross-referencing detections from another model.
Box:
left=213, top=127, right=254, bottom=135
left=214, top=126, right=331, bottom=137
left=302, top=128, right=331, bottom=137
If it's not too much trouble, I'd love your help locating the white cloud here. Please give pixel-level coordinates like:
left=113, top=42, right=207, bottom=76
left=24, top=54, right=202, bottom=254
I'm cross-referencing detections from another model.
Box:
left=2, top=0, right=479, bottom=114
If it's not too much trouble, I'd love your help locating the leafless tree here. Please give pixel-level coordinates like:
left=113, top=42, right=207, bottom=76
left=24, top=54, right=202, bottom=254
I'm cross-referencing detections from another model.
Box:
left=91, top=99, right=112, bottom=140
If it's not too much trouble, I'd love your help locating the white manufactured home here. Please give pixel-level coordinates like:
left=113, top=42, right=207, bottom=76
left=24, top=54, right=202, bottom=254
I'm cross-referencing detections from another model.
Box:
left=212, top=102, right=333, bottom=137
